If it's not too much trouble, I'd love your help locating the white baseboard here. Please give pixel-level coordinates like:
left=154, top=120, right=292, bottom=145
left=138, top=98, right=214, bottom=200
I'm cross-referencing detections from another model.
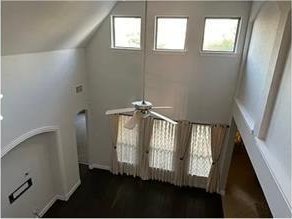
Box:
left=55, top=194, right=66, bottom=201
left=89, top=163, right=110, bottom=171
left=38, top=195, right=58, bottom=217
left=64, top=179, right=81, bottom=201
left=38, top=179, right=81, bottom=217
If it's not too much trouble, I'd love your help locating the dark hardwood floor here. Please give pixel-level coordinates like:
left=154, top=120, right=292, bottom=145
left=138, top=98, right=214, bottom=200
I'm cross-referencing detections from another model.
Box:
left=44, top=164, right=223, bottom=218
left=222, top=143, right=272, bottom=217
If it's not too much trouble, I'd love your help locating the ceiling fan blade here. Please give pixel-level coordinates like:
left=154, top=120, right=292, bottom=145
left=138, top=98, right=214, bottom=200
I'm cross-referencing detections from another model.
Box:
left=124, top=111, right=141, bottom=129
left=152, top=106, right=173, bottom=109
left=149, top=111, right=177, bottom=125
left=105, top=108, right=135, bottom=115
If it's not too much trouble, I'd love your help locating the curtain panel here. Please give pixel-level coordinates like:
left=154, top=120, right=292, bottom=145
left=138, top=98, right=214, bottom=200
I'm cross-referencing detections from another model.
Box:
left=184, top=124, right=213, bottom=189
left=138, top=116, right=154, bottom=180
left=206, top=125, right=228, bottom=193
left=110, top=114, right=228, bottom=193
left=173, top=120, right=192, bottom=186
left=109, top=114, right=119, bottom=175
left=111, top=115, right=140, bottom=176
left=148, top=119, right=176, bottom=183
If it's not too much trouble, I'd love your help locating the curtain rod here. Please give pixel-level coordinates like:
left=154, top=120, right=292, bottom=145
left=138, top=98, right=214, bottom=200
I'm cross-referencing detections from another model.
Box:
left=117, top=112, right=230, bottom=128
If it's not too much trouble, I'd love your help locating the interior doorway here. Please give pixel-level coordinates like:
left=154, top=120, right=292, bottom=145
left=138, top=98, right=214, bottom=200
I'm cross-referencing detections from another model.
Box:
left=74, top=110, right=89, bottom=165
left=222, top=130, right=272, bottom=218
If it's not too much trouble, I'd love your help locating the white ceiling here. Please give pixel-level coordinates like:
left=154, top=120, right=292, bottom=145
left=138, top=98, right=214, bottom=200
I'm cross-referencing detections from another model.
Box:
left=1, top=1, right=116, bottom=55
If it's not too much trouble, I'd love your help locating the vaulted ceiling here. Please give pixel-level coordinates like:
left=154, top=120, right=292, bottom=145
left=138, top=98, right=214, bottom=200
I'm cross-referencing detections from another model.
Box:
left=1, top=1, right=116, bottom=55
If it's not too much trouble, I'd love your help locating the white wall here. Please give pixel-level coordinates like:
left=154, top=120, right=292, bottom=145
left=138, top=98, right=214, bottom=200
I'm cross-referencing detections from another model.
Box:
left=86, top=1, right=251, bottom=167
left=265, top=48, right=291, bottom=206
left=1, top=49, right=88, bottom=216
left=1, top=132, right=59, bottom=217
left=234, top=1, right=291, bottom=217
left=86, top=1, right=143, bottom=167
left=238, top=1, right=281, bottom=121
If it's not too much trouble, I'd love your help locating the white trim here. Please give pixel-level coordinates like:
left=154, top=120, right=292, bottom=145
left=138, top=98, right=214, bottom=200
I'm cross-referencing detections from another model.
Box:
left=234, top=16, right=255, bottom=99
left=38, top=195, right=58, bottom=217
left=152, top=49, right=188, bottom=55
left=199, top=51, right=239, bottom=58
left=1, top=126, right=59, bottom=158
left=110, top=47, right=141, bottom=51
left=111, top=15, right=142, bottom=50
left=233, top=101, right=292, bottom=217
left=63, top=179, right=81, bottom=201
left=235, top=99, right=254, bottom=134
left=89, top=163, right=111, bottom=171
left=154, top=16, right=189, bottom=52
left=37, top=179, right=81, bottom=217
left=78, top=161, right=89, bottom=166
left=200, top=17, right=242, bottom=54
left=55, top=194, right=66, bottom=202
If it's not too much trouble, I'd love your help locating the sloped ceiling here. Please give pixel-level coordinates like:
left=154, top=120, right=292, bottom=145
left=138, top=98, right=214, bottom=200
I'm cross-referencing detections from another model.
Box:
left=1, top=1, right=116, bottom=55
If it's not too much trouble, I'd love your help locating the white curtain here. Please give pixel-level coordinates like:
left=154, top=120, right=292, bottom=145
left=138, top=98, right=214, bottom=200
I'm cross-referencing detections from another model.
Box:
left=115, top=115, right=139, bottom=176
left=111, top=114, right=226, bottom=193
left=138, top=116, right=154, bottom=180
left=149, top=119, right=176, bottom=183
left=184, top=124, right=212, bottom=188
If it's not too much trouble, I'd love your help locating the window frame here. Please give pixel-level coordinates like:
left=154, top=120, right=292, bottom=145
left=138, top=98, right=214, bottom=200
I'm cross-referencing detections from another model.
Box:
left=154, top=16, right=189, bottom=52
left=111, top=15, right=142, bottom=50
left=201, top=17, right=241, bottom=54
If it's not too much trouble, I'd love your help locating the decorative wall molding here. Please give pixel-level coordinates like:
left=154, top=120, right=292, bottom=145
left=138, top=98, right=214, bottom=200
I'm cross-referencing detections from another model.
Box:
left=1, top=126, right=59, bottom=158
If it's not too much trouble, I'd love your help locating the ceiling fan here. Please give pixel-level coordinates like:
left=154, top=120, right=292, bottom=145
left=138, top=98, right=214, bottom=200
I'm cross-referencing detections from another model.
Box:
left=105, top=1, right=177, bottom=129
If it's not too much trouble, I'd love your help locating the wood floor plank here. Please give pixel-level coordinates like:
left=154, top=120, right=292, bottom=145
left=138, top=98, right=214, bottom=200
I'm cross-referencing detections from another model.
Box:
left=44, top=164, right=223, bottom=218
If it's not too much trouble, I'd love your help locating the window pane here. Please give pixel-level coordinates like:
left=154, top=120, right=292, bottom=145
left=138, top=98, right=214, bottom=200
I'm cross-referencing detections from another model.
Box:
left=202, top=18, right=240, bottom=52
left=149, top=119, right=176, bottom=171
left=156, top=17, right=188, bottom=50
left=188, top=124, right=212, bottom=177
left=113, top=17, right=141, bottom=48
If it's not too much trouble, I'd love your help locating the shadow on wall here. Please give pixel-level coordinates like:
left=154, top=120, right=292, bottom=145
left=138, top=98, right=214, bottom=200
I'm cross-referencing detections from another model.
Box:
left=1, top=132, right=63, bottom=217
left=74, top=110, right=89, bottom=165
